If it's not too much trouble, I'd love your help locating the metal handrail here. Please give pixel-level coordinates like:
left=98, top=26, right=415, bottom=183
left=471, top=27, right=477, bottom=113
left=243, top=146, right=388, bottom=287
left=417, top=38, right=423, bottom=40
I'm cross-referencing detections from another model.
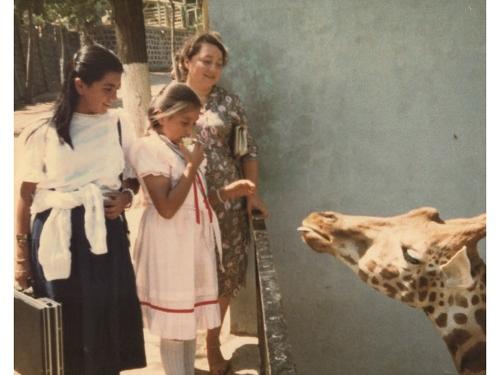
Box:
left=253, top=215, right=297, bottom=375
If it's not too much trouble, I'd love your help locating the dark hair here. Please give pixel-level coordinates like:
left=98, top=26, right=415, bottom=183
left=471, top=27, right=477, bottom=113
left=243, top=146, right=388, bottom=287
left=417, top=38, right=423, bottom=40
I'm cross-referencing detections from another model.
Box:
left=51, top=43, right=123, bottom=147
left=148, top=82, right=202, bottom=131
left=172, top=32, right=228, bottom=82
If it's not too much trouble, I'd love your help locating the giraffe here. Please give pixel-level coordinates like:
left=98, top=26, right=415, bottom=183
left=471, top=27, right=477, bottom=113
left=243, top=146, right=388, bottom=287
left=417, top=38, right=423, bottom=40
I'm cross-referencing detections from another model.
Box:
left=297, top=207, right=486, bottom=375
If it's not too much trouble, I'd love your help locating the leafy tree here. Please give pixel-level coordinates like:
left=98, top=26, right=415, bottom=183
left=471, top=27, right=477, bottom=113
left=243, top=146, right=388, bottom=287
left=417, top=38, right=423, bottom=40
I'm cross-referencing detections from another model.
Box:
left=43, top=0, right=109, bottom=46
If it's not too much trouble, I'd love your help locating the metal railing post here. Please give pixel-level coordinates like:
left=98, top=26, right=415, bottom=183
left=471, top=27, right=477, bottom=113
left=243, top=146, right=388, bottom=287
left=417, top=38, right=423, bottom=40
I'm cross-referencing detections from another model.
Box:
left=252, top=215, right=297, bottom=375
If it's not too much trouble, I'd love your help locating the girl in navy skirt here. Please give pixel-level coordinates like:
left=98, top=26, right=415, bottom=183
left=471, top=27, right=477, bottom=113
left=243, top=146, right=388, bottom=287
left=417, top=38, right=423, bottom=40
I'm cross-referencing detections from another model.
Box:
left=15, top=44, right=146, bottom=375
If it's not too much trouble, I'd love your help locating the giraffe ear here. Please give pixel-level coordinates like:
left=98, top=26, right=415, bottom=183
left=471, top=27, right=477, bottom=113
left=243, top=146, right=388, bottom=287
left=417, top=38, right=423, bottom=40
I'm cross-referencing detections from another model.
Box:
left=440, top=246, right=474, bottom=289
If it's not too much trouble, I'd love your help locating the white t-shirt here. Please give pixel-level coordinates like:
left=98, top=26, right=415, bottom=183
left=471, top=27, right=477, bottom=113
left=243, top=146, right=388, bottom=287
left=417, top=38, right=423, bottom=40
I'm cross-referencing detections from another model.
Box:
left=21, top=109, right=136, bottom=192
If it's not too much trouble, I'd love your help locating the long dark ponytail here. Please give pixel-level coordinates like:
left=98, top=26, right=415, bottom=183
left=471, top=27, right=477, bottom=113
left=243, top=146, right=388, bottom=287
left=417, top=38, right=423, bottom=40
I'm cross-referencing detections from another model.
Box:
left=51, top=43, right=123, bottom=148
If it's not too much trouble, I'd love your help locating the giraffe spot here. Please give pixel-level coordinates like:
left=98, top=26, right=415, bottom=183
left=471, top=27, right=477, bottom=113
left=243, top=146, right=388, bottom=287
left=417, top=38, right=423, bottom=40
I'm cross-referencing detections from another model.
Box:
left=435, top=313, right=448, bottom=328
left=418, top=291, right=428, bottom=302
left=459, top=341, right=486, bottom=373
left=423, top=305, right=434, bottom=315
left=358, top=270, right=369, bottom=283
left=438, top=301, right=445, bottom=306
left=371, top=277, right=379, bottom=285
left=475, top=308, right=486, bottom=334
left=396, top=282, right=407, bottom=291
left=366, top=260, right=377, bottom=272
left=427, top=270, right=437, bottom=277
left=431, top=282, right=437, bottom=287
left=439, top=293, right=444, bottom=298
left=428, top=292, right=437, bottom=303
left=419, top=277, right=428, bottom=288
left=341, top=254, right=357, bottom=265
left=479, top=284, right=484, bottom=290
left=409, top=280, right=417, bottom=289
left=443, top=329, right=471, bottom=355
left=448, top=295, right=455, bottom=306
left=401, top=292, right=415, bottom=303
left=453, top=313, right=467, bottom=325
left=380, top=266, right=399, bottom=280
left=402, top=274, right=413, bottom=282
left=440, top=281, right=445, bottom=287
left=471, top=295, right=480, bottom=305
left=383, top=283, right=398, bottom=296
left=456, top=295, right=468, bottom=308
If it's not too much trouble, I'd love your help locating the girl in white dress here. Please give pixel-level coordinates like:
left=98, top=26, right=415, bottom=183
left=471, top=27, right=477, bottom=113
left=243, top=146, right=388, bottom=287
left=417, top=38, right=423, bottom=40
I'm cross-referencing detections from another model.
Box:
left=129, top=82, right=255, bottom=375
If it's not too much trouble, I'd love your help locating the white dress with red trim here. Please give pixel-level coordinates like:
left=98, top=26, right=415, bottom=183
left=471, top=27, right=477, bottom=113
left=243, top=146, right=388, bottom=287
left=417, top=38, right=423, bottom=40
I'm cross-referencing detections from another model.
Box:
left=129, top=132, right=221, bottom=340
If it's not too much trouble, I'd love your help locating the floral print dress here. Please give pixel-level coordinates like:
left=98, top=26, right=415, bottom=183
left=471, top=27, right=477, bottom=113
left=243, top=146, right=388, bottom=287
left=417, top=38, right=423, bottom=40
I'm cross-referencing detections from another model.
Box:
left=194, top=86, right=258, bottom=297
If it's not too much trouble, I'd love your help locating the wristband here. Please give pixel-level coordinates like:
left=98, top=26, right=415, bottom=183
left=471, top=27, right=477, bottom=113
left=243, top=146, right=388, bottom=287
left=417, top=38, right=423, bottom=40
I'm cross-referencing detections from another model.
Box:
left=16, top=233, right=30, bottom=245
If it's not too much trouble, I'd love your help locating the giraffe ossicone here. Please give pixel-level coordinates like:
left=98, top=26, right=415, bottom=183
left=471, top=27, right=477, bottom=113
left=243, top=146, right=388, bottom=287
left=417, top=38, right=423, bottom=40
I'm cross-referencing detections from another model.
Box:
left=298, top=207, right=486, bottom=375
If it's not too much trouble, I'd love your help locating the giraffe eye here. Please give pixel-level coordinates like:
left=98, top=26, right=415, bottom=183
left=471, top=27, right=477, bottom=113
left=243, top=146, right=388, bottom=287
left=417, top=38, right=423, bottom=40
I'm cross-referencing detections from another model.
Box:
left=402, top=247, right=422, bottom=265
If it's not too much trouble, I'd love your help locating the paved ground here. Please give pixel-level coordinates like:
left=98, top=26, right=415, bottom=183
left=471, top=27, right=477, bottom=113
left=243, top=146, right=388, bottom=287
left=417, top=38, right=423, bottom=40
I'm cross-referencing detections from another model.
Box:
left=14, top=72, right=260, bottom=374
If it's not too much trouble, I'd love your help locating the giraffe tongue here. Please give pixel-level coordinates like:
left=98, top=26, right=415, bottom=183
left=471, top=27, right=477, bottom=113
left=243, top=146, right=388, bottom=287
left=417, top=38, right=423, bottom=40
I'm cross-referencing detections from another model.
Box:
left=298, top=226, right=331, bottom=243
left=297, top=226, right=313, bottom=233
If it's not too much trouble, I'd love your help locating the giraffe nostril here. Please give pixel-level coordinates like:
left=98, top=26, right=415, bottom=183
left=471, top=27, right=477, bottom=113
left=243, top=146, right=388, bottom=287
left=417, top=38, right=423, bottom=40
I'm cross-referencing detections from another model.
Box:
left=321, top=212, right=337, bottom=221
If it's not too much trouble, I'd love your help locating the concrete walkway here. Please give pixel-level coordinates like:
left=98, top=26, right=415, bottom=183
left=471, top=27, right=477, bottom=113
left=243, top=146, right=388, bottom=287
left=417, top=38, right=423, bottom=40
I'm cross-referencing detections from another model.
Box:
left=14, top=72, right=260, bottom=375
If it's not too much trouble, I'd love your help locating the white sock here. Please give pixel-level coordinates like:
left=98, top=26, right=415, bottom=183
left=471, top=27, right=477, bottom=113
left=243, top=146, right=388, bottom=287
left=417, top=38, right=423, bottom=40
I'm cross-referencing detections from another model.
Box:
left=160, top=339, right=186, bottom=375
left=183, top=339, right=196, bottom=375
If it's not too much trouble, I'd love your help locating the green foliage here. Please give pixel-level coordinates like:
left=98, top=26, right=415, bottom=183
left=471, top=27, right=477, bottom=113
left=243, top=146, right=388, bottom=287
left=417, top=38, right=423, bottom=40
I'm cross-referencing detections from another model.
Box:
left=14, top=0, right=44, bottom=15
left=15, top=0, right=111, bottom=30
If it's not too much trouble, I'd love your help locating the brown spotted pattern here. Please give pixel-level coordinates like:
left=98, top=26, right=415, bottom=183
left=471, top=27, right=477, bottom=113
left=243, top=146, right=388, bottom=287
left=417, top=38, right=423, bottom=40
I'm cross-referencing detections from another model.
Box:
left=460, top=342, right=486, bottom=373
left=443, top=329, right=472, bottom=355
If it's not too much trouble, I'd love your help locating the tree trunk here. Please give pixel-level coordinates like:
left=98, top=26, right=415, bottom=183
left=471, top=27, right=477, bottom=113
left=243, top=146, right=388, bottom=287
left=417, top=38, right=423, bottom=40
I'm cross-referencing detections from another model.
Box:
left=168, top=0, right=179, bottom=80
left=14, top=13, right=26, bottom=104
left=36, top=26, right=49, bottom=92
left=57, top=24, right=67, bottom=85
left=78, top=22, right=94, bottom=46
left=109, top=0, right=151, bottom=137
left=24, top=6, right=35, bottom=104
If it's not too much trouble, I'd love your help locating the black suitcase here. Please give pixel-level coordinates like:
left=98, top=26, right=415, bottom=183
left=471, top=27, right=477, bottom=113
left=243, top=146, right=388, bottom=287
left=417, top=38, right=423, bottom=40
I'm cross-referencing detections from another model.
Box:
left=14, top=289, right=64, bottom=375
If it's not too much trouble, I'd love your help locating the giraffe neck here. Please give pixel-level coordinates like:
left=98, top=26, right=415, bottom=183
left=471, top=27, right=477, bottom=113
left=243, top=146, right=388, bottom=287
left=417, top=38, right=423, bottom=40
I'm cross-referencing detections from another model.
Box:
left=423, top=261, right=486, bottom=375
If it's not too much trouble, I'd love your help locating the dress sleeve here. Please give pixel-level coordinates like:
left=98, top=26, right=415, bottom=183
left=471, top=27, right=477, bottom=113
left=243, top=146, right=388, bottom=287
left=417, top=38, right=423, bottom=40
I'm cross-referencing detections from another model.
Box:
left=129, top=137, right=172, bottom=179
left=232, top=93, right=258, bottom=162
left=20, top=123, right=47, bottom=183
left=117, top=110, right=138, bottom=179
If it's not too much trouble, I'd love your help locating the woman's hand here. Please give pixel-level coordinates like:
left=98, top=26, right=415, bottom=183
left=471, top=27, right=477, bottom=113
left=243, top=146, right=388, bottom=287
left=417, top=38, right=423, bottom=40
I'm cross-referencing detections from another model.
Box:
left=103, top=190, right=132, bottom=219
left=180, top=141, right=204, bottom=169
left=15, top=246, right=32, bottom=290
left=221, top=179, right=256, bottom=200
left=247, top=194, right=269, bottom=218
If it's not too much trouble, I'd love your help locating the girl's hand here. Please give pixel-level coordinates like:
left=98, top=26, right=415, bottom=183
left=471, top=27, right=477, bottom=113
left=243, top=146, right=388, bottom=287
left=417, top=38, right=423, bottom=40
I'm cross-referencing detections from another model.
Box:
left=180, top=141, right=204, bottom=169
left=221, top=179, right=256, bottom=200
left=247, top=194, right=269, bottom=218
left=103, top=190, right=132, bottom=219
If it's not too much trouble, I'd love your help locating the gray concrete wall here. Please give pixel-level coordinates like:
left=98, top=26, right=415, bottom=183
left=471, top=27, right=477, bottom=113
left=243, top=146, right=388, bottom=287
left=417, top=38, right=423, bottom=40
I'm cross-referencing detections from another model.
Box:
left=209, top=1, right=485, bottom=374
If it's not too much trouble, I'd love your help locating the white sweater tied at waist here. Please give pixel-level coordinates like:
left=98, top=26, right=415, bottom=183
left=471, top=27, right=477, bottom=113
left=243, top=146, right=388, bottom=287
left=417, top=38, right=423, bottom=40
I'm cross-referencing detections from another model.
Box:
left=31, top=183, right=108, bottom=281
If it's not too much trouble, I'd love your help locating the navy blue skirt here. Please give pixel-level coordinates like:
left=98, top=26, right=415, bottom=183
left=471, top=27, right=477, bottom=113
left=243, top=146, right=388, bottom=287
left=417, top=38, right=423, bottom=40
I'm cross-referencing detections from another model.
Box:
left=30, top=206, right=146, bottom=375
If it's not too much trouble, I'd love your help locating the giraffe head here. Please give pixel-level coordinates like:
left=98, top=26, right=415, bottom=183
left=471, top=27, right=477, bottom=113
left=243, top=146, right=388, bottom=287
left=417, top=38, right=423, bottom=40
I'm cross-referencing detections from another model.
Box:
left=298, top=207, right=486, bottom=308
